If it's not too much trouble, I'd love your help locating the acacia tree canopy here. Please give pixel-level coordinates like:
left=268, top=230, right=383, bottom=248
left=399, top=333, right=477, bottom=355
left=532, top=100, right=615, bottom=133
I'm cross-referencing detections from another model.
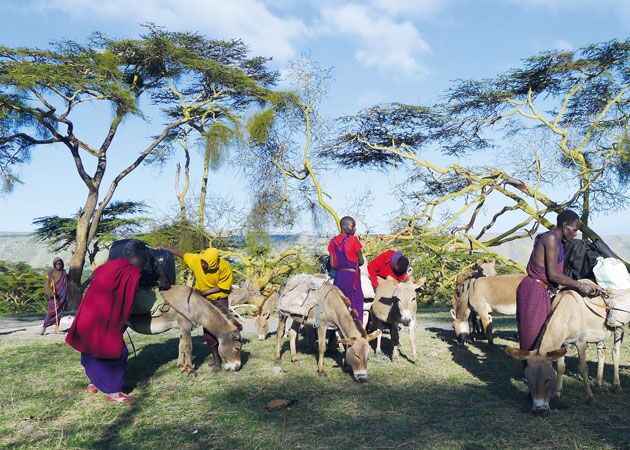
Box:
left=0, top=25, right=281, bottom=306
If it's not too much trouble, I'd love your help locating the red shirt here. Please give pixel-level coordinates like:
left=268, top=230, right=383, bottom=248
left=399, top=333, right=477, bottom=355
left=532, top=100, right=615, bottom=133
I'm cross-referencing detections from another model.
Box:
left=328, top=234, right=362, bottom=268
left=367, top=250, right=408, bottom=288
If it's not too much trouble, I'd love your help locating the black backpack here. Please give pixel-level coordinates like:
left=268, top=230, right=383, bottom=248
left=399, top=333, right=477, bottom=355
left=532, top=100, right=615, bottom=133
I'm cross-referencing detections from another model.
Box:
left=563, top=238, right=620, bottom=281
left=108, top=239, right=175, bottom=290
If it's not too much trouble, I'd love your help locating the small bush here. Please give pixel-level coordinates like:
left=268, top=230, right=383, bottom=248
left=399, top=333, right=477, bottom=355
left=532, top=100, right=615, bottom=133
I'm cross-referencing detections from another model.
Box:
left=0, top=260, right=48, bottom=313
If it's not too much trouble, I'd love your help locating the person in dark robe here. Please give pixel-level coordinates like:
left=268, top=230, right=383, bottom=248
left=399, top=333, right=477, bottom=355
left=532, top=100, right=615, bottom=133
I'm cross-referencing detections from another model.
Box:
left=516, top=210, right=602, bottom=353
left=328, top=216, right=365, bottom=317
left=367, top=250, right=409, bottom=289
left=41, top=257, right=68, bottom=335
left=66, top=248, right=144, bottom=403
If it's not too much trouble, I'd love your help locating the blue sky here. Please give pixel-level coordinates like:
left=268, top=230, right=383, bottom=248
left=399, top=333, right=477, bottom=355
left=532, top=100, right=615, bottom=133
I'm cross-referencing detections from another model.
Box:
left=0, top=0, right=629, bottom=235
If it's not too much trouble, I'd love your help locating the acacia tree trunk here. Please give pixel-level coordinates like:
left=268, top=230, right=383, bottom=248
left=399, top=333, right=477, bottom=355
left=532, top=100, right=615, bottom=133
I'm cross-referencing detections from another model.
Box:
left=67, top=192, right=98, bottom=309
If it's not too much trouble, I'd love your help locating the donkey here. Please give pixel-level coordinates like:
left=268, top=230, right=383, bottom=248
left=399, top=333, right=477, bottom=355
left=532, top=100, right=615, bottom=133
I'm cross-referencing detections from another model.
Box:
left=368, top=277, right=425, bottom=363
left=506, top=283, right=623, bottom=415
left=127, top=285, right=243, bottom=374
left=275, top=283, right=380, bottom=382
left=453, top=260, right=497, bottom=336
left=451, top=273, right=525, bottom=344
left=254, top=290, right=280, bottom=341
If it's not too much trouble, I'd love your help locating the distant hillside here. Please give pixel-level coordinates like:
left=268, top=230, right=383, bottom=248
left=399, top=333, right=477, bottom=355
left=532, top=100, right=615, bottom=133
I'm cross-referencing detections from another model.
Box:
left=1, top=232, right=628, bottom=269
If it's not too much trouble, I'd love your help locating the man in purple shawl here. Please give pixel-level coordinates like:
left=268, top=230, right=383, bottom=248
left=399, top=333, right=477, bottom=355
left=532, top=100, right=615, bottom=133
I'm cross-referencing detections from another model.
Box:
left=41, top=257, right=68, bottom=335
left=328, top=216, right=365, bottom=318
left=517, top=209, right=602, bottom=352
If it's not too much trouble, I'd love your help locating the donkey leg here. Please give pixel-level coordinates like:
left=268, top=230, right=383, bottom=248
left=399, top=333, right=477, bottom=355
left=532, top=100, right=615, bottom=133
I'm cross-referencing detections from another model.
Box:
left=317, top=325, right=327, bottom=376
left=595, top=343, right=606, bottom=389
left=475, top=304, right=493, bottom=344
left=409, top=319, right=418, bottom=363
left=555, top=355, right=566, bottom=398
left=391, top=324, right=401, bottom=364
left=275, top=315, right=287, bottom=361
left=613, top=328, right=623, bottom=393
left=577, top=340, right=595, bottom=404
left=177, top=318, right=194, bottom=374
left=288, top=320, right=301, bottom=362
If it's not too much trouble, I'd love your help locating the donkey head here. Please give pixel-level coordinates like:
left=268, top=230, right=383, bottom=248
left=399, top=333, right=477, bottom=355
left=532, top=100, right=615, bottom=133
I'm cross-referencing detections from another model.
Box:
left=338, top=330, right=381, bottom=383
left=506, top=346, right=567, bottom=415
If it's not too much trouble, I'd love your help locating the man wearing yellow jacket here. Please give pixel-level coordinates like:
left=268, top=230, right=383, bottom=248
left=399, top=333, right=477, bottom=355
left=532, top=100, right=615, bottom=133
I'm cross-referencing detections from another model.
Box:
left=160, top=246, right=233, bottom=372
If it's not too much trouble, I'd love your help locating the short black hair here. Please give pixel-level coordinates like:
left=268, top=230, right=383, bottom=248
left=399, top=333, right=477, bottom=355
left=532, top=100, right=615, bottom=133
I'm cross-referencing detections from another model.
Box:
left=340, top=216, right=355, bottom=228
left=557, top=209, right=580, bottom=227
left=393, top=256, right=409, bottom=275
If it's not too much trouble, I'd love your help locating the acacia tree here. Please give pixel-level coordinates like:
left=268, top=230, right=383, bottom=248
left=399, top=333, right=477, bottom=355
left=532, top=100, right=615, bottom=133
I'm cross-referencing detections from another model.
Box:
left=246, top=57, right=341, bottom=233
left=0, top=27, right=277, bottom=306
left=33, top=200, right=147, bottom=268
left=325, top=40, right=630, bottom=256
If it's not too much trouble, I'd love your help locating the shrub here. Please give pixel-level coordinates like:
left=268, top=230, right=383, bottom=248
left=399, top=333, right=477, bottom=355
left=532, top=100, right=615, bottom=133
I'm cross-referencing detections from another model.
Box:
left=0, top=260, right=48, bottom=313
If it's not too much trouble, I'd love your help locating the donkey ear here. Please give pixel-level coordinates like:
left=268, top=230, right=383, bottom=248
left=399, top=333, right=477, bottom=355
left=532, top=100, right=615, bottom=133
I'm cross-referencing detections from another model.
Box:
left=505, top=347, right=531, bottom=360
left=366, top=330, right=382, bottom=341
left=545, top=348, right=567, bottom=361
left=450, top=309, right=457, bottom=320
left=338, top=337, right=358, bottom=346
left=230, top=331, right=241, bottom=341
left=476, top=258, right=485, bottom=265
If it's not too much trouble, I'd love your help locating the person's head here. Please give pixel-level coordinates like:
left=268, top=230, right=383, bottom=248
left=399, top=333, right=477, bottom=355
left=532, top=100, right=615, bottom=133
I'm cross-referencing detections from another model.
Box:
left=200, top=248, right=220, bottom=273
left=340, top=216, right=357, bottom=235
left=390, top=252, right=409, bottom=276
left=52, top=257, right=64, bottom=271
left=556, top=209, right=581, bottom=241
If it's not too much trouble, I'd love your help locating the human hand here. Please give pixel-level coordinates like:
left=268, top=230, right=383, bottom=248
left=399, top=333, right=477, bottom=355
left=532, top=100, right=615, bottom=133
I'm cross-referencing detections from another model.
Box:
left=578, top=282, right=602, bottom=297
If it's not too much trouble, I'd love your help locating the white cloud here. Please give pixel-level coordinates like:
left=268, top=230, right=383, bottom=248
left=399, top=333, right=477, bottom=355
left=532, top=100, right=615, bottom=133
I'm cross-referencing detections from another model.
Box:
left=33, top=0, right=308, bottom=61
left=553, top=39, right=574, bottom=51
left=320, top=3, right=432, bottom=79
left=369, top=0, right=451, bottom=19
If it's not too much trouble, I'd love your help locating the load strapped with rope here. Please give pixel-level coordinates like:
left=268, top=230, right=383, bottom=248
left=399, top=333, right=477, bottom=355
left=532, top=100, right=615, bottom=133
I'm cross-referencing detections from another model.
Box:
left=591, top=257, right=630, bottom=328
left=277, top=274, right=330, bottom=318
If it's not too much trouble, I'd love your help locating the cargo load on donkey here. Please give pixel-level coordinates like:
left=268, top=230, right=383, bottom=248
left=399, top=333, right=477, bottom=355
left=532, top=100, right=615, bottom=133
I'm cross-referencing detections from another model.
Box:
left=108, top=239, right=177, bottom=317
left=564, top=237, right=630, bottom=328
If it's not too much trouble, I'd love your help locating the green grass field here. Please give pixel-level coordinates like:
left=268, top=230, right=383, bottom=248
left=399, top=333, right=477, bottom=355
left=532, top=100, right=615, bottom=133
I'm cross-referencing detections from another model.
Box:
left=2, top=306, right=630, bottom=449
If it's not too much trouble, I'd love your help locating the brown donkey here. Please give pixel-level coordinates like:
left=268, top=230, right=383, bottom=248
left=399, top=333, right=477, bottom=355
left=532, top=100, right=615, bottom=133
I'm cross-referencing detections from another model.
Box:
left=506, top=284, right=624, bottom=415
left=127, top=285, right=243, bottom=374
left=451, top=273, right=525, bottom=344
left=275, top=284, right=380, bottom=382
left=369, top=277, right=425, bottom=363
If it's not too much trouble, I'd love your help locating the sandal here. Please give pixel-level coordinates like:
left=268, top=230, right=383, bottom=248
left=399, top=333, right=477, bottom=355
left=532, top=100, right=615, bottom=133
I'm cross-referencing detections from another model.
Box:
left=106, top=392, right=134, bottom=403
left=86, top=384, right=99, bottom=394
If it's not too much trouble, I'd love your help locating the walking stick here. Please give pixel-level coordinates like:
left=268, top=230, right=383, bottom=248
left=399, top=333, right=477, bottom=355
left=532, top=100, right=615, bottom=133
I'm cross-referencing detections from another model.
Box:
left=51, top=278, right=59, bottom=334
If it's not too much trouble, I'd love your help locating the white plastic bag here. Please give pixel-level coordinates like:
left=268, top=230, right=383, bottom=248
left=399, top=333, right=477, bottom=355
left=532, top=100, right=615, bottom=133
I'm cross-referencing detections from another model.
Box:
left=360, top=265, right=376, bottom=299
left=593, top=257, right=630, bottom=290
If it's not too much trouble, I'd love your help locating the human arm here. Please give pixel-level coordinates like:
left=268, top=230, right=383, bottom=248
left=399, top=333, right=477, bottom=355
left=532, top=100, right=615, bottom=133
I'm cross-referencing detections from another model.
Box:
left=357, top=249, right=365, bottom=267
left=542, top=235, right=601, bottom=296
left=196, top=287, right=225, bottom=297
left=157, top=246, right=185, bottom=259
left=368, top=251, right=389, bottom=288
left=44, top=272, right=52, bottom=295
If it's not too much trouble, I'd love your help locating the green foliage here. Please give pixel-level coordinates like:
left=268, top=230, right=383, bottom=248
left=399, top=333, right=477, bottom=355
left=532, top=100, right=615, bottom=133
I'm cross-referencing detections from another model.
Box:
left=32, top=200, right=147, bottom=262
left=0, top=260, right=47, bottom=313
left=203, top=122, right=240, bottom=170
left=364, top=233, right=518, bottom=305
left=246, top=108, right=276, bottom=145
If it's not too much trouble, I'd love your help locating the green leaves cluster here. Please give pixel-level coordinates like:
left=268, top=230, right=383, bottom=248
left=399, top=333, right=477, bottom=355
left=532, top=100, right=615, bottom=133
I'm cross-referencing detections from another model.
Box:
left=0, top=261, right=47, bottom=313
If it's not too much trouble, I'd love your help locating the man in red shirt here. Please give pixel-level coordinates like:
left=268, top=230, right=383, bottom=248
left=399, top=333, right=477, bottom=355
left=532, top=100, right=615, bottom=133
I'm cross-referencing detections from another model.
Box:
left=367, top=250, right=409, bottom=289
left=328, top=216, right=365, bottom=317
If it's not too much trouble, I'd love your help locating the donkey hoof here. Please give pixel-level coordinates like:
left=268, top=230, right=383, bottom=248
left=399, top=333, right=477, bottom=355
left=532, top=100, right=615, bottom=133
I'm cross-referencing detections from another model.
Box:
left=613, top=385, right=623, bottom=394
left=585, top=396, right=595, bottom=405
left=318, top=371, right=327, bottom=377
left=187, top=371, right=198, bottom=378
